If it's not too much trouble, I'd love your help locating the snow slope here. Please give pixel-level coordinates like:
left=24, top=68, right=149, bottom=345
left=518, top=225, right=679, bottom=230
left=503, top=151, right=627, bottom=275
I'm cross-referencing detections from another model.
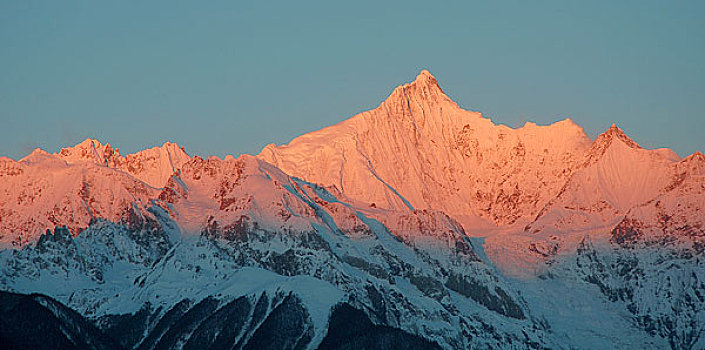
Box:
left=1, top=154, right=555, bottom=349
left=259, top=70, right=592, bottom=229
left=526, top=124, right=680, bottom=237
left=0, top=151, right=157, bottom=247
left=0, top=70, right=704, bottom=349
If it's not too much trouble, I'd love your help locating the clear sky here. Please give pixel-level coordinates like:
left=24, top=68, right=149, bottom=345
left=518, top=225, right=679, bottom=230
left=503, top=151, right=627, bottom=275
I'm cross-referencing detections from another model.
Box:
left=1, top=1, right=704, bottom=159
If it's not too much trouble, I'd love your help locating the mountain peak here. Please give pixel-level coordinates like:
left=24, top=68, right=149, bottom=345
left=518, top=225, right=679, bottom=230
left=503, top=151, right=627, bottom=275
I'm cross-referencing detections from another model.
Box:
left=404, top=69, right=442, bottom=92
left=598, top=124, right=640, bottom=149
left=683, top=151, right=705, bottom=166
left=76, top=138, right=103, bottom=147
left=581, top=125, right=635, bottom=166
left=57, top=138, right=115, bottom=165
left=48, top=138, right=191, bottom=188
left=74, top=138, right=111, bottom=154
left=19, top=148, right=58, bottom=166
left=28, top=148, right=49, bottom=157
left=414, top=69, right=439, bottom=87
left=382, top=70, right=454, bottom=115
left=135, top=141, right=189, bottom=159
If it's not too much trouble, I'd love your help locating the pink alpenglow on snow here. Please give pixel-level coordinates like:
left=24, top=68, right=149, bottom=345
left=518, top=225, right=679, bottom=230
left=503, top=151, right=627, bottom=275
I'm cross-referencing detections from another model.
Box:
left=1, top=70, right=704, bottom=350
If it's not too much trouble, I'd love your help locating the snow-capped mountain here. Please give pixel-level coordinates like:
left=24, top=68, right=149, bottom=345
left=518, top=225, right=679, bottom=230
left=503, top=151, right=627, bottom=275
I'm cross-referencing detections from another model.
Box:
left=57, top=138, right=191, bottom=188
left=0, top=154, right=553, bottom=349
left=1, top=70, right=703, bottom=349
left=0, top=140, right=191, bottom=248
left=0, top=150, right=158, bottom=247
left=526, top=124, right=680, bottom=238
left=259, top=70, right=591, bottom=229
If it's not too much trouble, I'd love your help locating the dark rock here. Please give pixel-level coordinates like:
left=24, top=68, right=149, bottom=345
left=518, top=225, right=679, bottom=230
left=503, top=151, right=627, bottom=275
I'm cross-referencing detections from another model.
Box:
left=445, top=273, right=525, bottom=319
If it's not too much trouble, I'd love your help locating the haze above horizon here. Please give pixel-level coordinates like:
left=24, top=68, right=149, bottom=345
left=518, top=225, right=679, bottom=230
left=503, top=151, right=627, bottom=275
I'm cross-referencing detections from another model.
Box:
left=2, top=1, right=704, bottom=159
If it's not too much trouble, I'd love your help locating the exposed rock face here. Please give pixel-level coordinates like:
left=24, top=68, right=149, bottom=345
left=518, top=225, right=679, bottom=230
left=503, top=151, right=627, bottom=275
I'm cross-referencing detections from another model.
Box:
left=567, top=236, right=705, bottom=350
left=0, top=150, right=547, bottom=349
left=1, top=70, right=704, bottom=349
left=0, top=211, right=548, bottom=349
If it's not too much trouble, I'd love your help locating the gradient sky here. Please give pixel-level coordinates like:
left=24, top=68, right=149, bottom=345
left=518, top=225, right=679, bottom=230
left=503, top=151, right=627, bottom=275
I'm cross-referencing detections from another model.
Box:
left=1, top=1, right=704, bottom=159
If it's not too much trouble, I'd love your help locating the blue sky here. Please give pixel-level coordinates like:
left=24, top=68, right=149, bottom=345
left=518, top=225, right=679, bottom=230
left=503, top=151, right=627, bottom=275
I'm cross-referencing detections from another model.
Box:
left=1, top=1, right=704, bottom=159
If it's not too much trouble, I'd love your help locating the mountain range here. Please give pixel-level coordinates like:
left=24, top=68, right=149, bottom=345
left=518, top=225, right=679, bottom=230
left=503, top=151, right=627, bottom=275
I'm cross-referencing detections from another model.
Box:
left=1, top=71, right=703, bottom=349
